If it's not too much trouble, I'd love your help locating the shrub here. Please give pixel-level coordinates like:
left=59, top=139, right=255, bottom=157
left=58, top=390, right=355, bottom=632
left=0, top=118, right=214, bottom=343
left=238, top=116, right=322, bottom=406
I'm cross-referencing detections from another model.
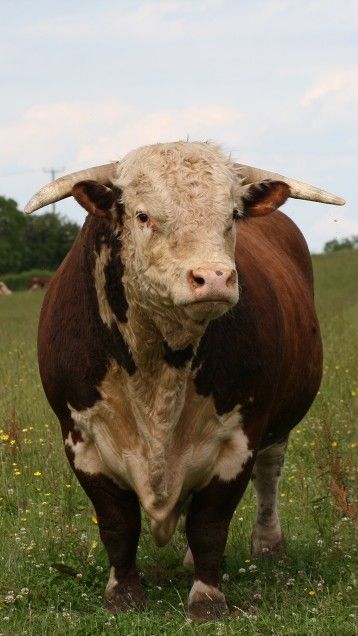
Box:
left=1, top=269, right=54, bottom=291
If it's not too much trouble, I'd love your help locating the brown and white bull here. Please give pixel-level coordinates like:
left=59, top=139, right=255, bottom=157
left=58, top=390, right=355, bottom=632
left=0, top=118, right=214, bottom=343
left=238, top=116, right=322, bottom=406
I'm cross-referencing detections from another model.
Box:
left=25, top=142, right=344, bottom=621
left=0, top=281, right=12, bottom=295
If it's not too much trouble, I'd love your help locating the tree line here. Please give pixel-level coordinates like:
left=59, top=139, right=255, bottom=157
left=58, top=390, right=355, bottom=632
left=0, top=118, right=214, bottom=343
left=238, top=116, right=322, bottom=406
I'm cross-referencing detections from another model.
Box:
left=323, top=235, right=358, bottom=253
left=0, top=194, right=357, bottom=276
left=0, top=195, right=80, bottom=275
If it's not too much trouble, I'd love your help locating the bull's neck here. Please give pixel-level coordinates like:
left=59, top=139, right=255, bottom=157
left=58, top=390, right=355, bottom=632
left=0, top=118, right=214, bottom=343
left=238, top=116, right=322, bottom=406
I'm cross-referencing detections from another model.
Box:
left=122, top=299, right=198, bottom=382
left=90, top=230, right=202, bottom=409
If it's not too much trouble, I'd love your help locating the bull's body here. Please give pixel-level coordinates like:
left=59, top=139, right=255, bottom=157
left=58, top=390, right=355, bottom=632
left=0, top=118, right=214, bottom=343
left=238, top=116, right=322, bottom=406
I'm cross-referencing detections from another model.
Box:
left=27, top=142, right=339, bottom=621
left=0, top=282, right=12, bottom=295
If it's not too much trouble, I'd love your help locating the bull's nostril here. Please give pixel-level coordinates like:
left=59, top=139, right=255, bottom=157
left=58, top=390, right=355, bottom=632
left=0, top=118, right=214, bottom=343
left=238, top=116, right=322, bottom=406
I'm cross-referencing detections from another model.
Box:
left=215, top=271, right=223, bottom=276
left=226, top=270, right=237, bottom=286
left=193, top=276, right=205, bottom=286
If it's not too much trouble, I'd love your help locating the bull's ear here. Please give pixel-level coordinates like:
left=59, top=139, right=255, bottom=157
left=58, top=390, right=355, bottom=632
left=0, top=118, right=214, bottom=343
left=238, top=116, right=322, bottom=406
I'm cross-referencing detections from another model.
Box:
left=72, top=180, right=122, bottom=220
left=241, top=180, right=290, bottom=217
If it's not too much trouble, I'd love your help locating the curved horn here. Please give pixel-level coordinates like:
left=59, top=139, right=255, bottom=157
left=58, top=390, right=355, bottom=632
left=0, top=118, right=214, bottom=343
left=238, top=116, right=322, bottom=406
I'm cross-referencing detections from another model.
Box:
left=24, top=163, right=119, bottom=214
left=235, top=163, right=345, bottom=206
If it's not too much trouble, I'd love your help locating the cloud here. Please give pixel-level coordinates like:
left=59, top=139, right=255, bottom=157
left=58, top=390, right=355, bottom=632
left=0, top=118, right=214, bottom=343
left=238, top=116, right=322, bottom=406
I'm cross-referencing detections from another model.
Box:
left=0, top=100, right=244, bottom=169
left=25, top=0, right=223, bottom=41
left=77, top=104, right=243, bottom=163
left=300, top=69, right=358, bottom=108
left=0, top=100, right=131, bottom=169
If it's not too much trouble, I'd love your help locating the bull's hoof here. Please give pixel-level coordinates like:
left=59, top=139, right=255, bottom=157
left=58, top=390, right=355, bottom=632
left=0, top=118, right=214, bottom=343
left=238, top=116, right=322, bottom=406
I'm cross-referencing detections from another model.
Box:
left=104, top=569, right=145, bottom=612
left=104, top=583, right=145, bottom=612
left=251, top=530, right=286, bottom=559
left=188, top=581, right=228, bottom=623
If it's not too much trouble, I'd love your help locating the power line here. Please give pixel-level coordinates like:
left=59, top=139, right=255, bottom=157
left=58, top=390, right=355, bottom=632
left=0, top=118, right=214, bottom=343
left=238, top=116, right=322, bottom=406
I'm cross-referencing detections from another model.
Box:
left=0, top=168, right=38, bottom=177
left=43, top=167, right=65, bottom=214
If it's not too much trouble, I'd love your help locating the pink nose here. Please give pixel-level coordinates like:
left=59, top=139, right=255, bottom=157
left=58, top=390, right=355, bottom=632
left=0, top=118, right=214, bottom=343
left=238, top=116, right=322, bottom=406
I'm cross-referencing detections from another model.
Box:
left=188, top=267, right=237, bottom=302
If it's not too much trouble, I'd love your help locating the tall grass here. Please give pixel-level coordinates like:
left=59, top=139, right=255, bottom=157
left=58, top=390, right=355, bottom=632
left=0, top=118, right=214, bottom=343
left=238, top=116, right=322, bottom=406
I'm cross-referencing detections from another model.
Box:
left=0, top=252, right=357, bottom=635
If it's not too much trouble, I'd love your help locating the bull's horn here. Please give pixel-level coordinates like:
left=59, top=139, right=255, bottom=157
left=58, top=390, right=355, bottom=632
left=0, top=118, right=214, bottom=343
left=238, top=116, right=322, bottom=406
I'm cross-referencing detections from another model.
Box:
left=235, top=163, right=345, bottom=206
left=24, top=163, right=119, bottom=214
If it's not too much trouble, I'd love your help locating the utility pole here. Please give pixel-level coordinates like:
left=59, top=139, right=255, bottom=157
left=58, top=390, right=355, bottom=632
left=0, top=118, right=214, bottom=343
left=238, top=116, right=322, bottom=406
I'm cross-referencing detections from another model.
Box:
left=43, top=167, right=65, bottom=213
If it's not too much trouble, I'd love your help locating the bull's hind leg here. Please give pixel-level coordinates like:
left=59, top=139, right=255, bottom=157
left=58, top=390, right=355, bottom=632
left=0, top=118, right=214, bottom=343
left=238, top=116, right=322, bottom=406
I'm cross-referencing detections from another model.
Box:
left=251, top=436, right=288, bottom=557
left=64, top=437, right=144, bottom=611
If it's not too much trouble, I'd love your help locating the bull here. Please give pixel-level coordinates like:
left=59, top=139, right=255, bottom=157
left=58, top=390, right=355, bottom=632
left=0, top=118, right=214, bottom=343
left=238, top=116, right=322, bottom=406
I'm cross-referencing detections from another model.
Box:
left=0, top=282, right=12, bottom=295
left=25, top=141, right=344, bottom=621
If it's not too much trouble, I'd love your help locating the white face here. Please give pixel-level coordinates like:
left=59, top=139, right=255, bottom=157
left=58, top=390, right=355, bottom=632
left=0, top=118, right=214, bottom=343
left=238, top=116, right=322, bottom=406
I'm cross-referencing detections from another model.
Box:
left=117, top=142, right=241, bottom=328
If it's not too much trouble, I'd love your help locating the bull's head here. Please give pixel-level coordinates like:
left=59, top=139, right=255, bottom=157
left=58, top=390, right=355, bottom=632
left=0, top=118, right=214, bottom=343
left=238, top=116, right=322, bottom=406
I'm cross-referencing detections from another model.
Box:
left=25, top=142, right=345, bottom=342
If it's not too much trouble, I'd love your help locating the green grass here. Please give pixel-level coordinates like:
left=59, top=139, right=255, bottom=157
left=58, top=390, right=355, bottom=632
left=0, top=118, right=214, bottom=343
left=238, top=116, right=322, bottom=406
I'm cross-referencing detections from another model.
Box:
left=0, top=251, right=357, bottom=635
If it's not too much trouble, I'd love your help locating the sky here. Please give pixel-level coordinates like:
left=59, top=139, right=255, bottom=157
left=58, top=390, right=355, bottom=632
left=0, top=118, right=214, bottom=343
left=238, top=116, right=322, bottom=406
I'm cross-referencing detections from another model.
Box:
left=0, top=0, right=357, bottom=252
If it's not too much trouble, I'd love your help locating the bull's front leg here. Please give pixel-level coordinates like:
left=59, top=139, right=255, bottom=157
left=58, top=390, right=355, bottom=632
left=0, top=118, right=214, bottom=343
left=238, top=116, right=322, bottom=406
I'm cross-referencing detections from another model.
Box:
left=64, top=438, right=144, bottom=612
left=186, top=460, right=254, bottom=622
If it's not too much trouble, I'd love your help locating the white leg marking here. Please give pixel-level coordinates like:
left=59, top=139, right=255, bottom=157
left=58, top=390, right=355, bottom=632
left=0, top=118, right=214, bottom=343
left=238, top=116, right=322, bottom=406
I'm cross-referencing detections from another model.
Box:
left=188, top=580, right=228, bottom=620
left=189, top=580, right=226, bottom=606
left=251, top=439, right=288, bottom=556
left=105, top=566, right=118, bottom=596
left=183, top=547, right=194, bottom=569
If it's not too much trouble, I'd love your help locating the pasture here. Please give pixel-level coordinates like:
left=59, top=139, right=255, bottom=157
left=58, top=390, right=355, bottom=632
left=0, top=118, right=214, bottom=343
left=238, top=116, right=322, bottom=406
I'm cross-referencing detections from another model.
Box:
left=0, top=250, right=357, bottom=635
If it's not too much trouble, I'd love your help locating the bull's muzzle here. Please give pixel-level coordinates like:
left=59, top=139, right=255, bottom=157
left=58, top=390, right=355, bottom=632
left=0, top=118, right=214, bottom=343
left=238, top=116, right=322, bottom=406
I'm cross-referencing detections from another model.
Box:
left=184, top=266, right=239, bottom=321
left=189, top=267, right=237, bottom=300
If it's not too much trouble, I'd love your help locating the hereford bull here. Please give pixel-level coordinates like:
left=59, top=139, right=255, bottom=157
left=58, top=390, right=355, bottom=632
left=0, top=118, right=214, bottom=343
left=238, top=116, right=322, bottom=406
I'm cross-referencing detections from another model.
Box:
left=25, top=142, right=344, bottom=621
left=27, top=276, right=51, bottom=291
left=0, top=281, right=12, bottom=295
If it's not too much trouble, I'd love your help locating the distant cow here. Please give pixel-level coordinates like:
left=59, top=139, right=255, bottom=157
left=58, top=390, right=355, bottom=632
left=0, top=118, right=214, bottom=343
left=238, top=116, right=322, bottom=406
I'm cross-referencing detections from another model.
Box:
left=25, top=142, right=344, bottom=621
left=0, top=281, right=12, bottom=295
left=28, top=276, right=51, bottom=291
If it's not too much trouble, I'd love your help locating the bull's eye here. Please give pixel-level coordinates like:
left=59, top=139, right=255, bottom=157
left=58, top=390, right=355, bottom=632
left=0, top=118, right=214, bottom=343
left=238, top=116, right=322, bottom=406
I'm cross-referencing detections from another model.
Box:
left=233, top=208, right=241, bottom=222
left=136, top=211, right=149, bottom=223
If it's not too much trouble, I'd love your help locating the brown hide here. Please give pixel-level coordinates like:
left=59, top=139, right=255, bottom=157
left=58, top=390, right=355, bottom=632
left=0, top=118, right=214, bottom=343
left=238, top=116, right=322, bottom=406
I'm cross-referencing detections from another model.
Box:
left=193, top=210, right=322, bottom=449
left=38, top=208, right=322, bottom=450
left=38, top=215, right=135, bottom=429
left=37, top=205, right=322, bottom=617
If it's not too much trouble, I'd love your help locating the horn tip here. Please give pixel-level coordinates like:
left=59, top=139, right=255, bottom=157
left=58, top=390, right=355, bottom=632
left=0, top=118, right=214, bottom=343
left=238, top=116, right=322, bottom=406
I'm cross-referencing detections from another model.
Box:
left=24, top=201, right=36, bottom=214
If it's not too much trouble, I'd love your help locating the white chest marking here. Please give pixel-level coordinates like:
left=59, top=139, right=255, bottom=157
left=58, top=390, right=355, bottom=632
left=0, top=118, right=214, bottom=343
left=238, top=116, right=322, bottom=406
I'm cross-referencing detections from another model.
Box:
left=67, top=367, right=251, bottom=544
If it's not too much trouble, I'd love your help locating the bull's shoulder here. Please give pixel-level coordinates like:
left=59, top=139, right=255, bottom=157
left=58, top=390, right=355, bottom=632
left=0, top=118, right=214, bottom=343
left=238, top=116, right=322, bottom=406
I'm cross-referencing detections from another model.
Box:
left=194, top=209, right=321, bottom=433
left=37, top=218, right=135, bottom=416
left=236, top=210, right=314, bottom=291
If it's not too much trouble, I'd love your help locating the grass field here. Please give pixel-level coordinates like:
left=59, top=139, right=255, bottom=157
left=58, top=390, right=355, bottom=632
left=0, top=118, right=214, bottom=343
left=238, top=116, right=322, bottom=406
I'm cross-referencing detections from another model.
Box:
left=0, top=250, right=357, bottom=636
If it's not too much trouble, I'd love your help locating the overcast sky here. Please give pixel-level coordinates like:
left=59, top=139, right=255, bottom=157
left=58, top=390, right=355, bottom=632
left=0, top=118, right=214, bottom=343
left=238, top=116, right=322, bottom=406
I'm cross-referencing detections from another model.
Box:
left=1, top=0, right=357, bottom=252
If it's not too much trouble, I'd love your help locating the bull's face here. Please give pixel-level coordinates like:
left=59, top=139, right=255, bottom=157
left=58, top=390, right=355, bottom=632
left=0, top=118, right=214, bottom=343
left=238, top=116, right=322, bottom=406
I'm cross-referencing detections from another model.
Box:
left=73, top=143, right=289, bottom=338
left=119, top=146, right=241, bottom=325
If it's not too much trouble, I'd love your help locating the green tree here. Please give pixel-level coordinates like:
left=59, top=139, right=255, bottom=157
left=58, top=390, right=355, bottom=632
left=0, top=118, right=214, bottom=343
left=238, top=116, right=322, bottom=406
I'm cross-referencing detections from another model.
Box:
left=0, top=196, right=27, bottom=274
left=23, top=213, right=80, bottom=271
left=0, top=195, right=80, bottom=275
left=324, top=235, right=358, bottom=253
